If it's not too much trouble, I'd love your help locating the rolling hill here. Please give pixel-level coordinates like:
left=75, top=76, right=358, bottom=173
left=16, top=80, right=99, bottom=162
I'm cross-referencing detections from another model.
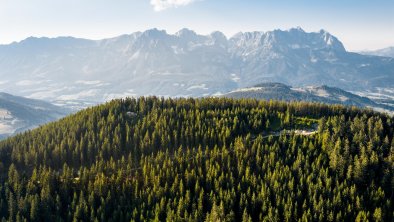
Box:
left=0, top=92, right=70, bottom=139
left=223, top=82, right=394, bottom=113
left=0, top=97, right=392, bottom=221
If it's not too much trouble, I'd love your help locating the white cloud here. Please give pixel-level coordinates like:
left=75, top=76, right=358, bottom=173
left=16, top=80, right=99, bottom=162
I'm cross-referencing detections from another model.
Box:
left=150, top=0, right=197, bottom=11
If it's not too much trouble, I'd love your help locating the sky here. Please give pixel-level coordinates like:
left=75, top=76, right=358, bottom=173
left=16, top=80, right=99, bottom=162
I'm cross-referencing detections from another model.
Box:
left=0, top=0, right=393, bottom=51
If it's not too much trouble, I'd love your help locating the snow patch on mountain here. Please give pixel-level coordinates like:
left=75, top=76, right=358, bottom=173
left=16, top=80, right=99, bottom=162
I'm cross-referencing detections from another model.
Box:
left=75, top=80, right=102, bottom=85
left=57, top=89, right=100, bottom=100
left=187, top=84, right=208, bottom=91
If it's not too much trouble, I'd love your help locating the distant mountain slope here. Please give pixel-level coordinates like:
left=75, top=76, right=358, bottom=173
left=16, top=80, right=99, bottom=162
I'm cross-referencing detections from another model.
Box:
left=1, top=28, right=394, bottom=107
left=361, top=47, right=394, bottom=58
left=0, top=92, right=70, bottom=139
left=223, top=82, right=393, bottom=112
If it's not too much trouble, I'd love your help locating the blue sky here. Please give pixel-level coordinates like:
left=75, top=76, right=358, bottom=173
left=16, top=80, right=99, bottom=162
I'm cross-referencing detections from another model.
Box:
left=0, top=0, right=393, bottom=51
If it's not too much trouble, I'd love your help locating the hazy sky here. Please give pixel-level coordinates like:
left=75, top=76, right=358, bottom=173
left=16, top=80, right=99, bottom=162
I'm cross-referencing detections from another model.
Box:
left=0, top=0, right=393, bottom=51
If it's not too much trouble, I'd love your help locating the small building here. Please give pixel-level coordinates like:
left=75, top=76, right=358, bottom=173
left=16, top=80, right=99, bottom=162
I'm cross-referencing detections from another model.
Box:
left=126, top=111, right=137, bottom=117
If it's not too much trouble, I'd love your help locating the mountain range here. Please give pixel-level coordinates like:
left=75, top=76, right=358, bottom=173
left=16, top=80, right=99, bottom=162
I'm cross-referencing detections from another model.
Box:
left=1, top=28, right=394, bottom=108
left=223, top=82, right=394, bottom=113
left=0, top=92, right=69, bottom=139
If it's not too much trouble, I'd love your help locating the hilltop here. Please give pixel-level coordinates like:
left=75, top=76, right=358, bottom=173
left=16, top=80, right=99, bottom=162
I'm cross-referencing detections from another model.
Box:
left=0, top=97, right=392, bottom=221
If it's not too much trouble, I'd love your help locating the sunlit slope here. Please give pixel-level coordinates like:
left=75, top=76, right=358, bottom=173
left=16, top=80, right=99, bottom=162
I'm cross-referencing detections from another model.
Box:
left=0, top=97, right=392, bottom=221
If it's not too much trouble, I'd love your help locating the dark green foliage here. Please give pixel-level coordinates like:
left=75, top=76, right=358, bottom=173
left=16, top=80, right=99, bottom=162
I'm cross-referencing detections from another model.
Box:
left=0, top=97, right=392, bottom=221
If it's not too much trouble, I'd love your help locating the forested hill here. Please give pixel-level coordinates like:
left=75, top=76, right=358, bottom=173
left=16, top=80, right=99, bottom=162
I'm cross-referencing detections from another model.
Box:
left=0, top=97, right=393, bottom=221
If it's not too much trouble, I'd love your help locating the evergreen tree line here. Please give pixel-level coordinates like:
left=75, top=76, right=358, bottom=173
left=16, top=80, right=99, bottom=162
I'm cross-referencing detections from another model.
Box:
left=0, top=97, right=392, bottom=221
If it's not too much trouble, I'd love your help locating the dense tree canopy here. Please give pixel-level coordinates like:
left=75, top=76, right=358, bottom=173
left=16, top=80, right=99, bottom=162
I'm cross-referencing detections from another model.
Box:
left=0, top=97, right=392, bottom=221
